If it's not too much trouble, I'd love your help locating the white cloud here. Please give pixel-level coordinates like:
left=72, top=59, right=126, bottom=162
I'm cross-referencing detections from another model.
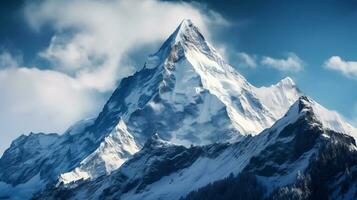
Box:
left=0, top=0, right=227, bottom=153
left=25, top=0, right=226, bottom=92
left=324, top=56, right=357, bottom=79
left=0, top=51, right=22, bottom=68
left=236, top=52, right=257, bottom=68
left=261, top=53, right=304, bottom=72
left=0, top=60, right=102, bottom=154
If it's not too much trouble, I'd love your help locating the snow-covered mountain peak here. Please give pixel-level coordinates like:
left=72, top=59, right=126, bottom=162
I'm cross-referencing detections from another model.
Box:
left=292, top=96, right=333, bottom=119
left=93, top=19, right=301, bottom=146
left=170, top=19, right=215, bottom=53
left=0, top=20, right=303, bottom=199
left=296, top=95, right=314, bottom=111
left=172, top=19, right=199, bottom=43
left=164, top=19, right=207, bottom=51
left=144, top=19, right=225, bottom=71
left=283, top=95, right=331, bottom=122
left=278, top=95, right=357, bottom=141
left=277, top=76, right=296, bottom=87
left=254, top=77, right=301, bottom=120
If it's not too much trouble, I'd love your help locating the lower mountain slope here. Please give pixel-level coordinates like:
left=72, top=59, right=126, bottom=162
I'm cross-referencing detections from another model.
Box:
left=183, top=98, right=357, bottom=200
left=34, top=96, right=357, bottom=200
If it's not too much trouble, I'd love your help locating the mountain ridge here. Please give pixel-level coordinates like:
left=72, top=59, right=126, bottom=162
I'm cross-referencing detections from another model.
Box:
left=34, top=96, right=357, bottom=200
left=2, top=20, right=355, bottom=200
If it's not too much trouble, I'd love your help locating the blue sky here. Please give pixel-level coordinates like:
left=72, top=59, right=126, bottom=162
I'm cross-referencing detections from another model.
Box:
left=0, top=0, right=356, bottom=153
left=202, top=0, right=357, bottom=119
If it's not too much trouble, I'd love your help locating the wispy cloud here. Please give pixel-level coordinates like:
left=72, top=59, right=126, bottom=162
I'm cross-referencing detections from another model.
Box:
left=324, top=56, right=357, bottom=79
left=24, top=0, right=228, bottom=92
left=261, top=53, right=304, bottom=72
left=236, top=52, right=257, bottom=68
left=0, top=50, right=102, bottom=153
left=0, top=50, right=22, bottom=68
left=0, top=0, right=228, bottom=153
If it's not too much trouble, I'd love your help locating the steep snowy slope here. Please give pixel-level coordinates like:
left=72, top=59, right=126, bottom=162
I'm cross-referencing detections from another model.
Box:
left=36, top=96, right=357, bottom=200
left=0, top=133, right=60, bottom=200
left=255, top=77, right=301, bottom=118
left=90, top=19, right=301, bottom=147
left=0, top=119, right=139, bottom=199
left=0, top=19, right=300, bottom=199
left=58, top=120, right=140, bottom=185
left=54, top=19, right=301, bottom=185
left=183, top=97, right=357, bottom=200
left=49, top=19, right=300, bottom=187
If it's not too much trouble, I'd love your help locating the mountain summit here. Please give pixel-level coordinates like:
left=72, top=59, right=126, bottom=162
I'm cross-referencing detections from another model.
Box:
left=0, top=20, right=303, bottom=199
left=146, top=19, right=213, bottom=64
left=92, top=19, right=301, bottom=147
